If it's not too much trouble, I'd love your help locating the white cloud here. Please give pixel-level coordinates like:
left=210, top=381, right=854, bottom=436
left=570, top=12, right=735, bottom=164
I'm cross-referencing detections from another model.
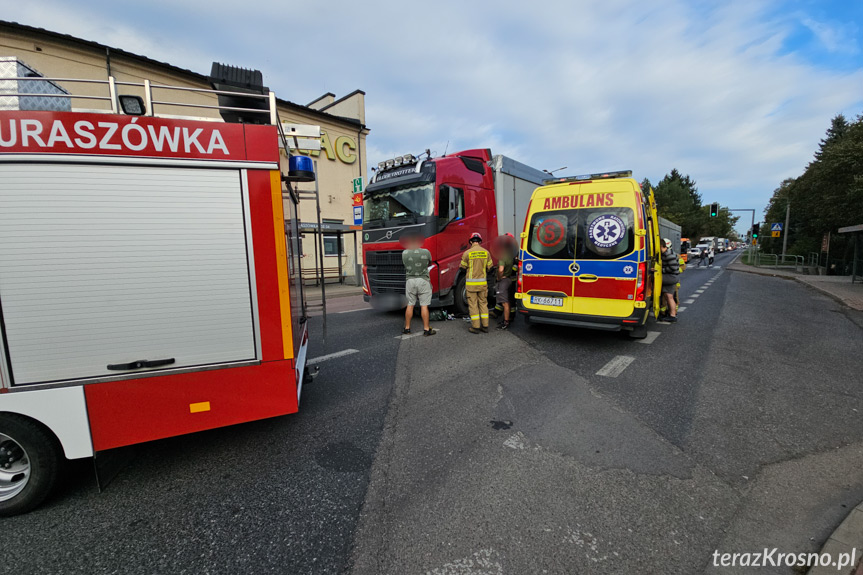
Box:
left=3, top=0, right=861, bottom=216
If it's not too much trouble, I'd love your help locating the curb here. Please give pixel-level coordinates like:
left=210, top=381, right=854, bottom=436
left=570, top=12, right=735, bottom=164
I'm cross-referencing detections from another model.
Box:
left=808, top=500, right=863, bottom=574
left=306, top=290, right=365, bottom=302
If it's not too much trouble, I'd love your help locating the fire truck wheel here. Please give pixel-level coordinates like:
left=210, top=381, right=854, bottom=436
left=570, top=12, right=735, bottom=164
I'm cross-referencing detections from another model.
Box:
left=0, top=414, right=62, bottom=517
left=454, top=276, right=468, bottom=316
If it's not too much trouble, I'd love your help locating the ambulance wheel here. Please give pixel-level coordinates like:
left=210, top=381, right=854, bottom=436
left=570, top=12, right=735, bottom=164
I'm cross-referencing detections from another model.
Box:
left=628, top=324, right=648, bottom=339
left=0, top=414, right=62, bottom=517
left=454, top=276, right=468, bottom=316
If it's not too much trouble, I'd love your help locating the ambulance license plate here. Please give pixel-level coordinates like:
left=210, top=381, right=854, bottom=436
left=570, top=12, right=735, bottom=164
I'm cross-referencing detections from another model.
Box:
left=531, top=296, right=564, bottom=307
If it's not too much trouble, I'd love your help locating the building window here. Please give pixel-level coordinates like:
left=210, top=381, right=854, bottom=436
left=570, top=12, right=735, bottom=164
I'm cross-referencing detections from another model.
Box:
left=323, top=235, right=344, bottom=256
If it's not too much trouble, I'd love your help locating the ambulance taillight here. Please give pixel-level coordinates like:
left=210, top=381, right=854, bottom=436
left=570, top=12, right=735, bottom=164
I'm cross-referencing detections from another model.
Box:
left=635, top=262, right=646, bottom=301
left=516, top=260, right=523, bottom=293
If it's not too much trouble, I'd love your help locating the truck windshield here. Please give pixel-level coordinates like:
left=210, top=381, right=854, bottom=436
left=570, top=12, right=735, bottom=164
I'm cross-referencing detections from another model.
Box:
left=364, top=183, right=435, bottom=227
left=526, top=207, right=635, bottom=260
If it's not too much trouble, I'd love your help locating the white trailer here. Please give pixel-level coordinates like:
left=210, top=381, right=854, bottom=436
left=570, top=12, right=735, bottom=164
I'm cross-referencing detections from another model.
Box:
left=491, top=155, right=550, bottom=237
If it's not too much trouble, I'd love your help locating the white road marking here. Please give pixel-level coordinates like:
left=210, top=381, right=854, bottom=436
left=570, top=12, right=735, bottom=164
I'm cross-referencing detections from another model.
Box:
left=596, top=355, right=635, bottom=378
left=677, top=306, right=687, bottom=312
left=637, top=331, right=661, bottom=345
left=395, top=329, right=439, bottom=340
left=426, top=548, right=503, bottom=575
left=503, top=432, right=527, bottom=450
left=307, top=348, right=359, bottom=365
left=684, top=299, right=695, bottom=304
left=691, top=293, right=701, bottom=298
left=337, top=307, right=373, bottom=314
left=696, top=289, right=705, bottom=293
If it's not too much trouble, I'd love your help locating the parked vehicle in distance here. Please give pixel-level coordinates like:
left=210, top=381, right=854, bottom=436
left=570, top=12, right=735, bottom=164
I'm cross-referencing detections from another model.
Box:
left=688, top=246, right=703, bottom=260
left=680, top=237, right=692, bottom=262
left=694, top=243, right=713, bottom=264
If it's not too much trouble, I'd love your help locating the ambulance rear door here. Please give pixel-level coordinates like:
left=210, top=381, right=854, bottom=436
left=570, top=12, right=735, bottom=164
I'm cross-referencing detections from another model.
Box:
left=568, top=182, right=641, bottom=318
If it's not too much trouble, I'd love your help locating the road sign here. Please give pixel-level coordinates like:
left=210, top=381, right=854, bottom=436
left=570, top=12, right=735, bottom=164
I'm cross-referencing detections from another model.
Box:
left=352, top=192, right=363, bottom=207
left=772, top=231, right=780, bottom=237
left=353, top=205, right=363, bottom=226
left=771, top=223, right=783, bottom=231
left=352, top=177, right=363, bottom=194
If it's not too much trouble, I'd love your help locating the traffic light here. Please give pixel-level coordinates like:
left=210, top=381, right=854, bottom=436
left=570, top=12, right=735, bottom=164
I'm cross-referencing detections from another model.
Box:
left=710, top=203, right=719, bottom=217
left=752, top=223, right=759, bottom=238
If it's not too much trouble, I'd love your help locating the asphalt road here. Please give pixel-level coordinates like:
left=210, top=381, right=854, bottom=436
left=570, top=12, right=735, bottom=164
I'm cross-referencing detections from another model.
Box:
left=6, top=249, right=863, bottom=574
left=3, top=307, right=401, bottom=575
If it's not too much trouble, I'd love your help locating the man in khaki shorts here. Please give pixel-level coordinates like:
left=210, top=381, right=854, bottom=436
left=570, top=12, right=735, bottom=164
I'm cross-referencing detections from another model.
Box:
left=402, top=234, right=436, bottom=336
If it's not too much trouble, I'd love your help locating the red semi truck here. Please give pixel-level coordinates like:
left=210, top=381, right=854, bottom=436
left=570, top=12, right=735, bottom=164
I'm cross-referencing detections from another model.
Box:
left=361, top=149, right=546, bottom=313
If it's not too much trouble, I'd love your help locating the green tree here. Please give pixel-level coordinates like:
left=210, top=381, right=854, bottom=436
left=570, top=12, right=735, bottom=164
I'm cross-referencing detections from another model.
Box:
left=760, top=113, right=863, bottom=265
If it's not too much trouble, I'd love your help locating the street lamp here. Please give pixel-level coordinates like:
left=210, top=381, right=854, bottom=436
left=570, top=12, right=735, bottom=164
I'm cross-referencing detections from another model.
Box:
left=542, top=166, right=567, bottom=176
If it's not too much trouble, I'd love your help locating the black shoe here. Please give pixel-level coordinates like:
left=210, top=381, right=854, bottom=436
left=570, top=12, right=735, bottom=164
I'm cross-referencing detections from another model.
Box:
left=480, top=326, right=489, bottom=333
left=497, top=321, right=510, bottom=330
left=403, top=328, right=411, bottom=334
left=469, top=327, right=480, bottom=334
left=666, top=316, right=678, bottom=323
left=424, top=328, right=437, bottom=336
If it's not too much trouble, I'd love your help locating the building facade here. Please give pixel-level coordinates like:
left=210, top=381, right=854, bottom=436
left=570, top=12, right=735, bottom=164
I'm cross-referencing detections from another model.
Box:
left=0, top=20, right=368, bottom=284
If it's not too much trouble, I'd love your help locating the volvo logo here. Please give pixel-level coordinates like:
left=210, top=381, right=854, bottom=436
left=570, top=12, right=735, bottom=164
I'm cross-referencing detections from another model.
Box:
left=569, top=262, right=580, bottom=274
left=384, top=230, right=393, bottom=240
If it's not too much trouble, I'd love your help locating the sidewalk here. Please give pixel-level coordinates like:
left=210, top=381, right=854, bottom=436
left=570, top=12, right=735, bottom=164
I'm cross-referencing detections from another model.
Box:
left=808, top=500, right=863, bottom=575
left=305, top=282, right=364, bottom=302
left=727, top=262, right=863, bottom=311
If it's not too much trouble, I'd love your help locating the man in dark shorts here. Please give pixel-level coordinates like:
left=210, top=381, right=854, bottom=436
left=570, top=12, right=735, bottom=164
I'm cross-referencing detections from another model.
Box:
left=402, top=234, right=436, bottom=336
left=495, top=234, right=517, bottom=330
left=660, top=238, right=679, bottom=323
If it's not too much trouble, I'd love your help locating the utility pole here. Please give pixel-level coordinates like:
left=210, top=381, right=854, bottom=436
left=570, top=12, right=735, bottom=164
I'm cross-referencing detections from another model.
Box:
left=781, top=201, right=790, bottom=259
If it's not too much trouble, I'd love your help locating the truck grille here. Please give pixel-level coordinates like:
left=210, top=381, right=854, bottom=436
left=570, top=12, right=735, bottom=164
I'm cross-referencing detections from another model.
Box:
left=365, top=250, right=405, bottom=294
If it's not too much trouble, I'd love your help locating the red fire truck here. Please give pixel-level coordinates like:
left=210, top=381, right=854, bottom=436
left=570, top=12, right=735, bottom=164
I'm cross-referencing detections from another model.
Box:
left=0, top=67, right=310, bottom=515
left=362, top=149, right=546, bottom=313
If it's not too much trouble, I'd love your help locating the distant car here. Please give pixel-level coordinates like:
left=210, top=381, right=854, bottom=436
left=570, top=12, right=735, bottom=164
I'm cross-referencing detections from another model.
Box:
left=688, top=247, right=702, bottom=260
left=693, top=243, right=713, bottom=265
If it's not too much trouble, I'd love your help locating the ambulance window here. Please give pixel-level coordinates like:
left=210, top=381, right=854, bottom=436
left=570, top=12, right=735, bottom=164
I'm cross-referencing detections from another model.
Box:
left=575, top=208, right=634, bottom=260
left=527, top=213, right=572, bottom=259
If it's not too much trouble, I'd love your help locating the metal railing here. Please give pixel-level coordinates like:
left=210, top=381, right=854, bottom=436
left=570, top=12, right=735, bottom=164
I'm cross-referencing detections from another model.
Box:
left=1, top=75, right=279, bottom=124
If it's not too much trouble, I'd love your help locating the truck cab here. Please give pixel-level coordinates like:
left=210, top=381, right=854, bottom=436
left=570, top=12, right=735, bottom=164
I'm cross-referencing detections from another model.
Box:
left=362, top=149, right=496, bottom=311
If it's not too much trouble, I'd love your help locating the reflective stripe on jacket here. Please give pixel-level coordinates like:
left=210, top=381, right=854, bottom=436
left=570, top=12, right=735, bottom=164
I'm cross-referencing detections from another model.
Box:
left=460, top=244, right=493, bottom=284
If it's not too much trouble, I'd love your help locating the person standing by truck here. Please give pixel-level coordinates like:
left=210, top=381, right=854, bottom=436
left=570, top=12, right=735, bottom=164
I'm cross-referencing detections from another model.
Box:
left=460, top=232, right=493, bottom=333
left=495, top=233, right=518, bottom=330
left=660, top=239, right=679, bottom=323
left=402, top=234, right=436, bottom=336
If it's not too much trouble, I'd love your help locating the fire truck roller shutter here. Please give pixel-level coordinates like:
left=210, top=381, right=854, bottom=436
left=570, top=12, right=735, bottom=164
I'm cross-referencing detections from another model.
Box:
left=0, top=164, right=257, bottom=386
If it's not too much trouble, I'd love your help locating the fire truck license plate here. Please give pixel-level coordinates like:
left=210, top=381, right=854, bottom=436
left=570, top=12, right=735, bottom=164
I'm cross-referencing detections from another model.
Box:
left=531, top=296, right=564, bottom=307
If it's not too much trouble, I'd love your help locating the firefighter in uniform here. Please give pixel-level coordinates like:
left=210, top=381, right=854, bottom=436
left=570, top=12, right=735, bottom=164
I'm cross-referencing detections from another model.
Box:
left=460, top=232, right=493, bottom=333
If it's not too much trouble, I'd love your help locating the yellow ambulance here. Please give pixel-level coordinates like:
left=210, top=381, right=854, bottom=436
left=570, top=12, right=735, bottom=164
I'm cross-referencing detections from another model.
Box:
left=514, top=171, right=663, bottom=338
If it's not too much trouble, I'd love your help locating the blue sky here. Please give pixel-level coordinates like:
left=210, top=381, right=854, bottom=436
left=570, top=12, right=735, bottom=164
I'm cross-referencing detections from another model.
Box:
left=3, top=0, right=861, bottom=235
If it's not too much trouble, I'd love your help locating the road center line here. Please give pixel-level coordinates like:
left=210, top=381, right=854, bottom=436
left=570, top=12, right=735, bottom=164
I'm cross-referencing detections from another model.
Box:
left=677, top=306, right=687, bottom=312
left=696, top=289, right=705, bottom=293
left=307, top=349, right=359, bottom=365
left=691, top=294, right=701, bottom=298
left=596, top=355, right=635, bottom=377
left=684, top=299, right=695, bottom=304
left=637, top=331, right=661, bottom=345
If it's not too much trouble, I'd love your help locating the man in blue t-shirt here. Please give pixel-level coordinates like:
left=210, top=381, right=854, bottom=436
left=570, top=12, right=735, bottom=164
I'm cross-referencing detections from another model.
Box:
left=402, top=234, right=436, bottom=336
